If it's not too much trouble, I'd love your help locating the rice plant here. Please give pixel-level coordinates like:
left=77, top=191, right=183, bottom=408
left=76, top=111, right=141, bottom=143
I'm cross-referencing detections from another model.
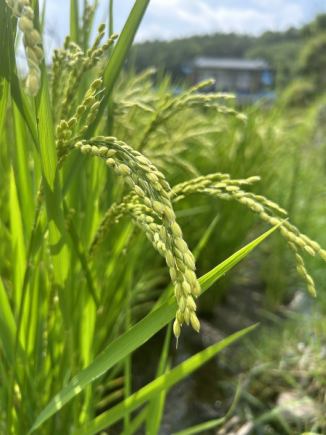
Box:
left=0, top=1, right=325, bottom=434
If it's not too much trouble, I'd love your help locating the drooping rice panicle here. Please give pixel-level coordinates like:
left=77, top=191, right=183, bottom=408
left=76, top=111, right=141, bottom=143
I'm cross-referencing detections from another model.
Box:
left=172, top=174, right=326, bottom=296
left=91, top=172, right=325, bottom=302
left=73, top=137, right=201, bottom=340
left=138, top=79, right=240, bottom=150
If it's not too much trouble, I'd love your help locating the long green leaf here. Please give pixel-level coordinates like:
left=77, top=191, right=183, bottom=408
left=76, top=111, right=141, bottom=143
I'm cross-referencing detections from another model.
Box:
left=70, top=0, right=79, bottom=43
left=74, top=325, right=257, bottom=434
left=0, top=77, right=9, bottom=136
left=199, top=223, right=282, bottom=290
left=108, top=0, right=114, bottom=37
left=9, top=168, right=26, bottom=310
left=12, top=103, right=35, bottom=234
left=87, top=0, right=150, bottom=136
left=0, top=276, right=17, bottom=364
left=0, top=0, right=38, bottom=144
left=172, top=379, right=243, bottom=435
left=125, top=408, right=148, bottom=435
left=29, top=224, right=278, bottom=433
left=36, top=51, right=69, bottom=290
left=146, top=324, right=172, bottom=434
left=36, top=71, right=57, bottom=190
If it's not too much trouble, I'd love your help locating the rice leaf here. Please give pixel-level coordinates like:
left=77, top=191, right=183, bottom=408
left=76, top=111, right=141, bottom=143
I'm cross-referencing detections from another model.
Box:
left=0, top=77, right=9, bottom=135
left=9, top=168, right=26, bottom=310
left=36, top=70, right=57, bottom=189
left=73, top=324, right=257, bottom=434
left=35, top=62, right=69, bottom=289
left=146, top=324, right=172, bottom=434
left=0, top=0, right=38, bottom=144
left=171, top=378, right=243, bottom=434
left=70, top=0, right=79, bottom=43
left=0, top=276, right=17, bottom=364
left=87, top=0, right=150, bottom=136
left=12, top=103, right=35, bottom=234
left=199, top=223, right=282, bottom=291
left=29, top=225, right=277, bottom=433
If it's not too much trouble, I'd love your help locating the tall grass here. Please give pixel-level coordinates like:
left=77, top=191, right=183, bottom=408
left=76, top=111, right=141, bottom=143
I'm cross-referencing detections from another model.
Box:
left=0, top=1, right=325, bottom=434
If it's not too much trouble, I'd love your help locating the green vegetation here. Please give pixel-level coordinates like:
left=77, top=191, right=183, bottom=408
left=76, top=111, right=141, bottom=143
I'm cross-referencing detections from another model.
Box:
left=0, top=1, right=325, bottom=434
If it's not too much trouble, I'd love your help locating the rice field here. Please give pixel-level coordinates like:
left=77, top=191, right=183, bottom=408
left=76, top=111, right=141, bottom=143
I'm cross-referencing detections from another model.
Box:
left=0, top=1, right=325, bottom=434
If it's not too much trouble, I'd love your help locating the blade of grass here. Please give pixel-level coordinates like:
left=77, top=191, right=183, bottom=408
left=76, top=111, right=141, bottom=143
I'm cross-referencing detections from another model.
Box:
left=70, top=0, right=79, bottom=43
left=29, top=224, right=278, bottom=433
left=0, top=0, right=38, bottom=144
left=65, top=206, right=99, bottom=307
left=0, top=276, right=17, bottom=364
left=9, top=168, right=26, bottom=311
left=199, top=223, right=283, bottom=291
left=146, top=324, right=172, bottom=434
left=34, top=37, right=70, bottom=293
left=109, top=0, right=114, bottom=37
left=87, top=0, right=150, bottom=136
left=36, top=70, right=58, bottom=190
left=125, top=408, right=148, bottom=435
left=171, top=378, right=243, bottom=435
left=194, top=215, right=219, bottom=259
left=0, top=77, right=9, bottom=135
left=12, top=102, right=35, bottom=235
left=74, top=324, right=257, bottom=434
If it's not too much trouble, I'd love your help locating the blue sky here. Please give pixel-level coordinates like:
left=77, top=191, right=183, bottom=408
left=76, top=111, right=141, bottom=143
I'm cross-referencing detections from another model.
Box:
left=43, top=0, right=326, bottom=48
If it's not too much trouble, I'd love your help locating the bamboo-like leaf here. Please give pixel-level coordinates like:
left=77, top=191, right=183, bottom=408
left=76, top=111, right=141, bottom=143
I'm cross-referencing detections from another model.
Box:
left=74, top=325, right=257, bottom=434
left=29, top=225, right=277, bottom=433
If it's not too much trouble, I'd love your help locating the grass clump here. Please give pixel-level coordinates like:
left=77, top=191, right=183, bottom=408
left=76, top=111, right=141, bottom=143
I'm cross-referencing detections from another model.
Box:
left=231, top=315, right=326, bottom=434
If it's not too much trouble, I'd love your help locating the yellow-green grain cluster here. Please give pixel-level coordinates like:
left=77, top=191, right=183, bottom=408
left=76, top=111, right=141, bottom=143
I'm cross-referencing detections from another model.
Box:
left=92, top=171, right=326, bottom=302
left=74, top=136, right=201, bottom=340
left=56, top=77, right=104, bottom=160
left=172, top=173, right=326, bottom=297
left=139, top=79, right=239, bottom=150
left=5, top=0, right=43, bottom=95
left=51, top=25, right=117, bottom=120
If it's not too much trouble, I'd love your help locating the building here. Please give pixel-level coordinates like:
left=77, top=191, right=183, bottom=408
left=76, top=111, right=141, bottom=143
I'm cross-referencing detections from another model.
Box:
left=189, top=56, right=274, bottom=103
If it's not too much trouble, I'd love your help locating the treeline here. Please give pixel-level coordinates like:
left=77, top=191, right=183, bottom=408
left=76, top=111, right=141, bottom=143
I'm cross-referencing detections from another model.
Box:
left=130, top=13, right=326, bottom=90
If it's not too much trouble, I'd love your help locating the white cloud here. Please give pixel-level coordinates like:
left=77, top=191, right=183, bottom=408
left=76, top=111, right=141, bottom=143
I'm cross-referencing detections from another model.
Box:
left=197, top=2, right=305, bottom=33
left=140, top=0, right=308, bottom=40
